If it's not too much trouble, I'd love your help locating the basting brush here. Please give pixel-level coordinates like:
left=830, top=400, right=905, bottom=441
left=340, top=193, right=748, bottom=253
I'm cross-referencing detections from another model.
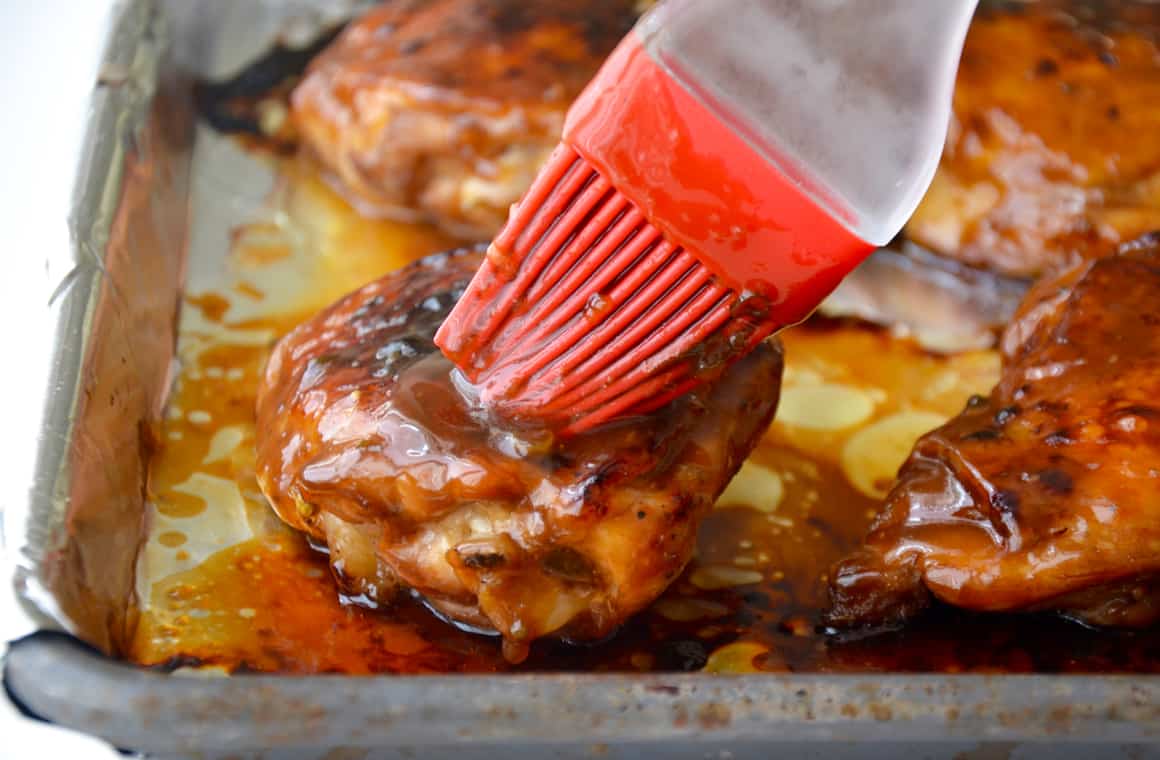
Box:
left=436, top=0, right=977, bottom=434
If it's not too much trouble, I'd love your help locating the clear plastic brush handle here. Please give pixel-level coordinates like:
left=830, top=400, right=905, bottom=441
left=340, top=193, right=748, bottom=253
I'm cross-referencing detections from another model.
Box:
left=637, top=0, right=978, bottom=246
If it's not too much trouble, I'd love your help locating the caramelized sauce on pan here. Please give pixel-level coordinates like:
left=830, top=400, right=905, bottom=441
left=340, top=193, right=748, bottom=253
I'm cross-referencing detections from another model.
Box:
left=129, top=163, right=1160, bottom=674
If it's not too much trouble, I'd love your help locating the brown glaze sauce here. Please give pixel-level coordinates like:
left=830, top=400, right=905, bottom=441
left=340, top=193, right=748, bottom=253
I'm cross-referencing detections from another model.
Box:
left=132, top=1, right=1160, bottom=673
left=130, top=166, right=1160, bottom=673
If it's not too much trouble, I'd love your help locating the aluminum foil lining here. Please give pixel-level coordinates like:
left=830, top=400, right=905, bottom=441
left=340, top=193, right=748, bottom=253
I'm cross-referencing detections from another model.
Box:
left=4, top=0, right=188, bottom=654
left=4, top=0, right=375, bottom=658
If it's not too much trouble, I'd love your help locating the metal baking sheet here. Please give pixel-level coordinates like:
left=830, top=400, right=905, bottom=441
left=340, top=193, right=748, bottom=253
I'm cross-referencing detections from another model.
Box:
left=5, top=0, right=1160, bottom=756
left=8, top=632, right=1160, bottom=758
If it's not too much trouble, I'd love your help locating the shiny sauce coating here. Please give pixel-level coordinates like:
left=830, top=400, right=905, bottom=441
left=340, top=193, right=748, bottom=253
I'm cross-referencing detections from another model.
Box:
left=132, top=165, right=1160, bottom=674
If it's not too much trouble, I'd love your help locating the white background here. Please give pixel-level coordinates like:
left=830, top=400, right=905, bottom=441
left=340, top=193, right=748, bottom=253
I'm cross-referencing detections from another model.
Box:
left=1, top=0, right=125, bottom=756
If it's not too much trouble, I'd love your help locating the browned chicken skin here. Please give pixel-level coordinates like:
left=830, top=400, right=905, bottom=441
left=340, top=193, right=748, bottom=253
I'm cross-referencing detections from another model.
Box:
left=255, top=249, right=783, bottom=660
left=290, top=0, right=643, bottom=238
left=286, top=2, right=1160, bottom=349
left=826, top=4, right=1160, bottom=350
left=828, top=233, right=1160, bottom=630
left=907, top=5, right=1160, bottom=279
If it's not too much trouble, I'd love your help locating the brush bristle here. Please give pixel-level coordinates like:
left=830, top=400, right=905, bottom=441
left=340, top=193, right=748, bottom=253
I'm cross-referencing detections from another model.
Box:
left=435, top=144, right=775, bottom=434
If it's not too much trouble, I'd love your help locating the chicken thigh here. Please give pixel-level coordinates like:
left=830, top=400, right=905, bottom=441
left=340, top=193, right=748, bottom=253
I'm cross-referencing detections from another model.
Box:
left=290, top=0, right=643, bottom=238
left=907, top=4, right=1160, bottom=278
left=255, top=249, right=783, bottom=660
left=828, top=234, right=1160, bottom=629
left=824, top=3, right=1160, bottom=351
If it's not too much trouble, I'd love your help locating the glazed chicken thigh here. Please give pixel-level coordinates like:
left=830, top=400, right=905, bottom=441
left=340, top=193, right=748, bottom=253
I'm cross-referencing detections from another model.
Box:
left=823, top=4, right=1160, bottom=351
left=290, top=0, right=643, bottom=238
left=907, top=6, right=1160, bottom=279
left=828, top=234, right=1160, bottom=630
left=255, top=249, right=783, bottom=660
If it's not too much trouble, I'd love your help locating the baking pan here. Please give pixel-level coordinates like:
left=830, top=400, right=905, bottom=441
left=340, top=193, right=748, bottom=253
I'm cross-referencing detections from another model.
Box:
left=7, top=631, right=1160, bottom=758
left=5, top=0, right=1160, bottom=757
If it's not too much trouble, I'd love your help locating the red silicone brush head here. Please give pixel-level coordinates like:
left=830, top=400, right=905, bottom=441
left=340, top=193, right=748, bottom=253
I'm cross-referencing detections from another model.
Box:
left=436, top=144, right=774, bottom=435
left=435, top=33, right=876, bottom=435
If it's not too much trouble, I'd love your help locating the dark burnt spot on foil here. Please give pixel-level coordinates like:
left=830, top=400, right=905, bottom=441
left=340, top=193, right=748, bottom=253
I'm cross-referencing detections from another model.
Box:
left=657, top=639, right=709, bottom=672
left=194, top=24, right=344, bottom=145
